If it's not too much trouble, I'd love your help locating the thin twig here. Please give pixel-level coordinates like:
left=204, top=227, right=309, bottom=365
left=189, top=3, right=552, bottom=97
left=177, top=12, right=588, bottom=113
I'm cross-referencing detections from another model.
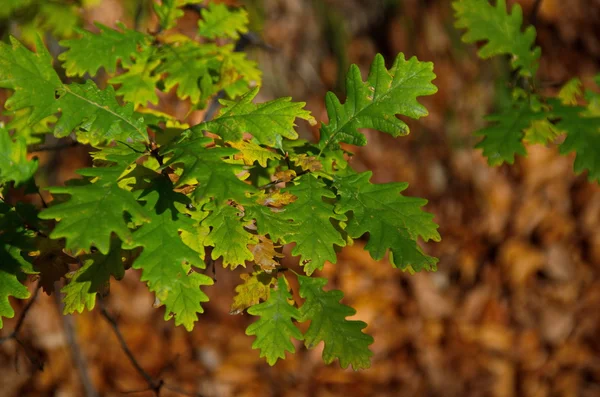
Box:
left=530, top=0, right=543, bottom=26
left=34, top=181, right=48, bottom=209
left=0, top=284, right=40, bottom=343
left=54, top=283, right=99, bottom=397
left=98, top=299, right=203, bottom=397
left=98, top=299, right=160, bottom=394
left=0, top=283, right=44, bottom=371
left=202, top=91, right=226, bottom=122
left=5, top=285, right=40, bottom=340
left=29, top=140, right=79, bottom=152
left=205, top=254, right=216, bottom=283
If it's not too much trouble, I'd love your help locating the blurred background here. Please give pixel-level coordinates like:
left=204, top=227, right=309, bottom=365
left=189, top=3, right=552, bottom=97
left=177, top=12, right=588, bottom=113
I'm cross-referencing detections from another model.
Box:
left=1, top=0, right=600, bottom=396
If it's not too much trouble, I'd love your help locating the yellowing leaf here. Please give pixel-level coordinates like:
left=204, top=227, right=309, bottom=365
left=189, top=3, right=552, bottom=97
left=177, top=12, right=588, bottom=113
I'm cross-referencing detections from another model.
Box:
left=230, top=140, right=282, bottom=167
left=230, top=270, right=275, bottom=315
left=558, top=78, right=583, bottom=105
left=523, top=118, right=561, bottom=145
left=249, top=236, right=284, bottom=272
left=291, top=154, right=323, bottom=172
left=257, top=191, right=297, bottom=208
left=274, top=170, right=296, bottom=183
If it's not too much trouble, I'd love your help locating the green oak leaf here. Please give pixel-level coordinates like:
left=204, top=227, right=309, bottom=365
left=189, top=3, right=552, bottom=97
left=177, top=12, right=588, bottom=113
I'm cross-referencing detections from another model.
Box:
left=5, top=108, right=56, bottom=145
left=0, top=36, right=148, bottom=144
left=109, top=47, right=161, bottom=107
left=196, top=87, right=315, bottom=148
left=243, top=198, right=295, bottom=244
left=55, top=81, right=148, bottom=145
left=202, top=201, right=257, bottom=268
left=475, top=101, right=544, bottom=165
left=0, top=127, right=38, bottom=187
left=156, top=41, right=222, bottom=104
left=125, top=178, right=212, bottom=331
left=0, top=0, right=35, bottom=18
left=279, top=175, right=346, bottom=275
left=0, top=202, right=36, bottom=329
left=197, top=2, right=249, bottom=40
left=0, top=246, right=32, bottom=329
left=246, top=276, right=303, bottom=365
left=334, top=171, right=440, bottom=272
left=61, top=239, right=124, bottom=314
left=59, top=22, right=148, bottom=77
left=39, top=166, right=150, bottom=254
left=29, top=2, right=80, bottom=40
left=161, top=134, right=255, bottom=203
left=550, top=99, right=600, bottom=182
left=0, top=35, right=63, bottom=126
left=297, top=275, right=373, bottom=370
left=453, top=0, right=541, bottom=77
left=220, top=51, right=261, bottom=98
left=318, top=53, right=437, bottom=151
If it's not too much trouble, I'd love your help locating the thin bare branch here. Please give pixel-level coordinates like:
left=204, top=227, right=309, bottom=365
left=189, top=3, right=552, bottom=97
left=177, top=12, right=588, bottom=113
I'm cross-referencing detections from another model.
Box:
left=530, top=0, right=543, bottom=26
left=54, top=283, right=99, bottom=397
left=98, top=298, right=205, bottom=397
left=0, top=283, right=44, bottom=371
left=98, top=299, right=160, bottom=394
left=29, top=140, right=79, bottom=152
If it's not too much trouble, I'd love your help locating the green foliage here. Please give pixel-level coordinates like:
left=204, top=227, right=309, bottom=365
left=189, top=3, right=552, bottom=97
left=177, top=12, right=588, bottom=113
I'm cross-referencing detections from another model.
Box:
left=59, top=23, right=148, bottom=77
left=161, top=134, right=255, bottom=203
left=0, top=36, right=148, bottom=145
left=0, top=202, right=36, bottom=328
left=475, top=101, right=543, bottom=165
left=277, top=175, right=347, bottom=275
left=0, top=0, right=87, bottom=42
left=297, top=275, right=373, bottom=370
left=39, top=165, right=150, bottom=254
left=453, top=0, right=540, bottom=77
left=197, top=2, right=249, bottom=40
left=318, top=53, right=437, bottom=151
left=0, top=0, right=441, bottom=370
left=453, top=0, right=600, bottom=183
left=55, top=8, right=260, bottom=108
left=551, top=99, right=600, bottom=182
left=246, top=277, right=303, bottom=365
left=334, top=171, right=440, bottom=272
left=0, top=253, right=31, bottom=328
left=197, top=87, right=316, bottom=147
left=125, top=179, right=213, bottom=331
left=0, top=127, right=38, bottom=186
left=202, top=200, right=257, bottom=268
left=62, top=239, right=124, bottom=314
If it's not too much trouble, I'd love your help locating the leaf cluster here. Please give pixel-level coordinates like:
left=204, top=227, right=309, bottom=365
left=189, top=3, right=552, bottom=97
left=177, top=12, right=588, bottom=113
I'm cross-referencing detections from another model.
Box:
left=453, top=0, right=600, bottom=183
left=0, top=0, right=441, bottom=369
